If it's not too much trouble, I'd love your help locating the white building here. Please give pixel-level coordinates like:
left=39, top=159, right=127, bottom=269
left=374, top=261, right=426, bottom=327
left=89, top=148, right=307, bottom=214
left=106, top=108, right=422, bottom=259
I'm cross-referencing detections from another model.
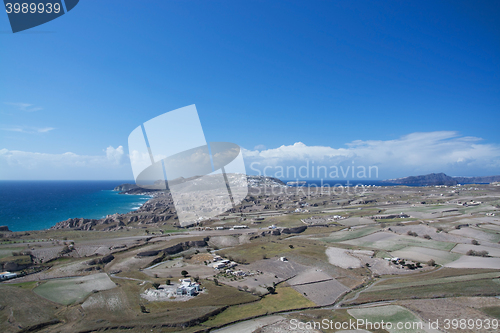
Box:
left=0, top=271, right=17, bottom=281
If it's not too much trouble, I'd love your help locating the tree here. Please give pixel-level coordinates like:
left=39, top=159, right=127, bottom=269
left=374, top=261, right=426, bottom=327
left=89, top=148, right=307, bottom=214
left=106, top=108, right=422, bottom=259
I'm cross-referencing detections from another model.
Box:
left=181, top=270, right=189, bottom=277
left=267, top=286, right=276, bottom=294
left=166, top=279, right=171, bottom=285
left=152, top=283, right=160, bottom=290
left=288, top=244, right=294, bottom=249
left=214, top=278, right=219, bottom=286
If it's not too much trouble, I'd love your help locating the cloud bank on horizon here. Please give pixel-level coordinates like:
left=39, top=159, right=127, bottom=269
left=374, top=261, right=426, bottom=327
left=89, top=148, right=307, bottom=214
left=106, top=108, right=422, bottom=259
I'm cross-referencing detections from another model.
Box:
left=1, top=131, right=499, bottom=180
left=244, top=131, right=500, bottom=180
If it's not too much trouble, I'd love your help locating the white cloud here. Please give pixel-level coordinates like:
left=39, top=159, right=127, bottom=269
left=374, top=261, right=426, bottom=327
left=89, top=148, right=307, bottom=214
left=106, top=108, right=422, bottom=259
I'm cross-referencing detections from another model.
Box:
left=242, top=131, right=500, bottom=179
left=105, top=145, right=125, bottom=164
left=2, top=131, right=499, bottom=180
left=1, top=126, right=55, bottom=133
left=0, top=146, right=131, bottom=180
left=4, top=102, right=43, bottom=112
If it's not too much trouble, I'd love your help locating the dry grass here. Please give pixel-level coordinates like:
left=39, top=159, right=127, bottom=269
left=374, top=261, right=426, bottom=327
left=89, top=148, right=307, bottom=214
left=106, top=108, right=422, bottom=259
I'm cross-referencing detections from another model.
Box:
left=347, top=279, right=500, bottom=305
left=203, top=284, right=315, bottom=327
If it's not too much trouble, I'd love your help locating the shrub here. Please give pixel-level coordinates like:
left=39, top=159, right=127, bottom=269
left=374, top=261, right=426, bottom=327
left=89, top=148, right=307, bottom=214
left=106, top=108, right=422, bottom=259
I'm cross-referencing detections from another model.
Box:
left=214, top=278, right=219, bottom=286
left=427, top=259, right=436, bottom=266
left=267, top=286, right=276, bottom=294
left=467, top=250, right=489, bottom=257
left=471, top=239, right=480, bottom=245
left=289, top=244, right=294, bottom=249
left=423, top=234, right=431, bottom=239
left=407, top=231, right=418, bottom=237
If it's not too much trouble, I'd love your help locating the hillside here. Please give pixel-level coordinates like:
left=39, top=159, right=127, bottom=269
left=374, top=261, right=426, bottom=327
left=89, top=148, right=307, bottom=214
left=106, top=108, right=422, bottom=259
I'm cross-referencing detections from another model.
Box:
left=383, top=173, right=500, bottom=186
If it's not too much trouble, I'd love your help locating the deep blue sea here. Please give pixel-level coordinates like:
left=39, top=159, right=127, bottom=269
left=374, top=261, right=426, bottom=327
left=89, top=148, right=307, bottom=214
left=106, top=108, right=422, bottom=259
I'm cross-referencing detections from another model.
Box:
left=0, top=181, right=151, bottom=232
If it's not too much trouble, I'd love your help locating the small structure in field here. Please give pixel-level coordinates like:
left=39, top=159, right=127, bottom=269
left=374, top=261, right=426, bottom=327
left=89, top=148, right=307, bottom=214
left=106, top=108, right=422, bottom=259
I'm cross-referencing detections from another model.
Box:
left=0, top=271, right=17, bottom=280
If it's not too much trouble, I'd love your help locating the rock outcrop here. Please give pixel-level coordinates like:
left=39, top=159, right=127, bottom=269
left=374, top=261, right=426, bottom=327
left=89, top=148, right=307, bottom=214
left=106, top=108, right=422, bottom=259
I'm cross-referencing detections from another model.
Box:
left=281, top=226, right=307, bottom=234
left=136, top=239, right=209, bottom=257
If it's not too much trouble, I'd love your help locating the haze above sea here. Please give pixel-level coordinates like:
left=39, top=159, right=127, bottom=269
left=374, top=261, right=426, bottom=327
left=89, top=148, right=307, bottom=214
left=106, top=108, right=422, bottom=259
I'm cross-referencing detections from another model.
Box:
left=0, top=181, right=151, bottom=232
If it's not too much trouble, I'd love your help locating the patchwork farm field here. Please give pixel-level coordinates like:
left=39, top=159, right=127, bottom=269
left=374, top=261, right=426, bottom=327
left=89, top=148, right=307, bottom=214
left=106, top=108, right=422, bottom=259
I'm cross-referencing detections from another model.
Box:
left=325, top=247, right=363, bottom=268
left=337, top=217, right=375, bottom=226
left=451, top=243, right=500, bottom=257
left=444, top=256, right=500, bottom=269
left=203, top=284, right=316, bottom=327
left=370, top=272, right=500, bottom=292
left=347, top=275, right=500, bottom=306
left=2, top=183, right=500, bottom=332
left=348, top=305, right=433, bottom=333
left=322, top=226, right=379, bottom=242
left=450, top=227, right=500, bottom=243
left=341, top=232, right=456, bottom=251
left=390, top=246, right=461, bottom=265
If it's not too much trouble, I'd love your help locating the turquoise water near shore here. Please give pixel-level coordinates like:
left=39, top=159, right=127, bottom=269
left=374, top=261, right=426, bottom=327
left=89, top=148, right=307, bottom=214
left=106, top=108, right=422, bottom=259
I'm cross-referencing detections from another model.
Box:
left=0, top=181, right=151, bottom=232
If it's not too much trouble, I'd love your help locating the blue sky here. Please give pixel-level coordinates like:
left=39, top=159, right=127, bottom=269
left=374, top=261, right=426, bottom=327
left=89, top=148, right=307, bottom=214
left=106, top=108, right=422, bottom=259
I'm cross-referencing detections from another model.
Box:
left=1, top=1, right=499, bottom=180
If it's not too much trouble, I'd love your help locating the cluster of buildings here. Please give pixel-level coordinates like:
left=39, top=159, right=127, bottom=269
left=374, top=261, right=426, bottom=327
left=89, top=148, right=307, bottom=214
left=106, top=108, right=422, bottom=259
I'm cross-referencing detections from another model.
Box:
left=176, top=278, right=202, bottom=296
left=371, top=213, right=410, bottom=220
left=211, top=255, right=238, bottom=270
left=142, top=278, right=202, bottom=300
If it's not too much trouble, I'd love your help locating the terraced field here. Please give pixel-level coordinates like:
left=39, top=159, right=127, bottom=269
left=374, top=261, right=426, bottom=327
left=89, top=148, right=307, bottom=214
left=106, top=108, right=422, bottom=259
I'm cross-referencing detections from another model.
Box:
left=322, top=226, right=379, bottom=242
left=33, top=273, right=117, bottom=305
left=341, top=232, right=456, bottom=251
left=390, top=246, right=461, bottom=265
left=451, top=243, right=500, bottom=257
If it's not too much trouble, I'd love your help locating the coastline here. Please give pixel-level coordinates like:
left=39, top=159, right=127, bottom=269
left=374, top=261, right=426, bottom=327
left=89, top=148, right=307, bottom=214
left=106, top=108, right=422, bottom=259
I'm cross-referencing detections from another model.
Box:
left=0, top=181, right=152, bottom=232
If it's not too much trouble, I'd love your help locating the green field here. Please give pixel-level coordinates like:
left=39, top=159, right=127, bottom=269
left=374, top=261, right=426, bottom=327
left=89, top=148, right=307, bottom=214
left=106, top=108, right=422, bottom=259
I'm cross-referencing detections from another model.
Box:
left=347, top=278, right=500, bottom=305
left=322, top=227, right=379, bottom=242
left=348, top=305, right=429, bottom=333
left=481, top=306, right=500, bottom=319
left=203, top=285, right=315, bottom=327
left=33, top=273, right=117, bottom=305
left=370, top=272, right=500, bottom=292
